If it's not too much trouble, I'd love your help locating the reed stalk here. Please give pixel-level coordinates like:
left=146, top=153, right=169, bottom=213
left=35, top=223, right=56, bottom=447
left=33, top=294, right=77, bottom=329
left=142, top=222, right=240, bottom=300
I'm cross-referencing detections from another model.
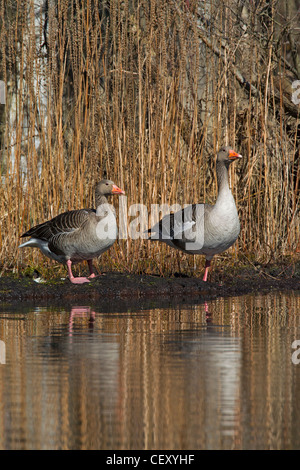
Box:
left=0, top=0, right=298, bottom=279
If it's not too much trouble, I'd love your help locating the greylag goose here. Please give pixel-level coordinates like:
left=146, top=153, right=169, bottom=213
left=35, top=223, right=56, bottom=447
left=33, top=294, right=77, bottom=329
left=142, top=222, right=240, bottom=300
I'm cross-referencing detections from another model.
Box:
left=147, top=146, right=242, bottom=281
left=19, top=180, right=125, bottom=284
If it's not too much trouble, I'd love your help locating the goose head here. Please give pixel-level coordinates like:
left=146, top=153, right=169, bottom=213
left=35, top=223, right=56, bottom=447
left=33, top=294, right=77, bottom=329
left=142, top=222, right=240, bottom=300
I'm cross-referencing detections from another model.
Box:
left=217, top=146, right=242, bottom=166
left=95, top=179, right=125, bottom=197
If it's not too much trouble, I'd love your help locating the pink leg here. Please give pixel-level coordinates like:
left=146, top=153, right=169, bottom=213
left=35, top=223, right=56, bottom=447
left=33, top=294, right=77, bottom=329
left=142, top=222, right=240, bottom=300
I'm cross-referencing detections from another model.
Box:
left=87, top=259, right=99, bottom=279
left=202, top=259, right=211, bottom=282
left=66, top=259, right=90, bottom=284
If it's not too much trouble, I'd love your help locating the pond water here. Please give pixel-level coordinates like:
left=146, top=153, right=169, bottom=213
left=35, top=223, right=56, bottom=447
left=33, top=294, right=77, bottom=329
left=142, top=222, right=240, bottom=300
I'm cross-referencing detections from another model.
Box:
left=0, top=290, right=299, bottom=450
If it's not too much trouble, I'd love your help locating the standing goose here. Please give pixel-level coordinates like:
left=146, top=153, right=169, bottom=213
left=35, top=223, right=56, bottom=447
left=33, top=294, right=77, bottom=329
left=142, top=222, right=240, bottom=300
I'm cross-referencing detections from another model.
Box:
left=19, top=179, right=125, bottom=284
left=147, top=146, right=242, bottom=281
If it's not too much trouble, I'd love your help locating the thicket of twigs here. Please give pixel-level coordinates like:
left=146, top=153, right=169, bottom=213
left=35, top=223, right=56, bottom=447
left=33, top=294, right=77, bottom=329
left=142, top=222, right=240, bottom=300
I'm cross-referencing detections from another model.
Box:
left=0, top=0, right=299, bottom=278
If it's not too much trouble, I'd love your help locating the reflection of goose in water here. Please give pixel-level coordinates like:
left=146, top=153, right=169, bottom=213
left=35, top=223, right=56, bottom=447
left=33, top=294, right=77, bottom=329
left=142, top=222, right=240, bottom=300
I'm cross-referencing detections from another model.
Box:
left=66, top=306, right=120, bottom=409
left=202, top=331, right=241, bottom=439
left=204, top=301, right=212, bottom=323
left=68, top=306, right=96, bottom=336
left=166, top=323, right=241, bottom=440
left=31, top=305, right=121, bottom=417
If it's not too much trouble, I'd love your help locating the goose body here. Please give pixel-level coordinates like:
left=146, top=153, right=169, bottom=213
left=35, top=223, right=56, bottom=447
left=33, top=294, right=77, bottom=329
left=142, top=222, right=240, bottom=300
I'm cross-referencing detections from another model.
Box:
left=19, top=180, right=125, bottom=284
left=147, top=147, right=242, bottom=281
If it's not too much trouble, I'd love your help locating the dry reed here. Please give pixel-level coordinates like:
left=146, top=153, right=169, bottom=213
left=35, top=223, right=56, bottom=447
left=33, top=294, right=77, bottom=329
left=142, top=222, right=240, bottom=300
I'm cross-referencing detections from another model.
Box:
left=0, top=0, right=299, bottom=279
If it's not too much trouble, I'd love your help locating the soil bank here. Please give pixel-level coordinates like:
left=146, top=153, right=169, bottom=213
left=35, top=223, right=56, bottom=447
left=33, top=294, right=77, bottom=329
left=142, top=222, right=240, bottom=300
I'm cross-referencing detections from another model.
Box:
left=0, top=265, right=299, bottom=309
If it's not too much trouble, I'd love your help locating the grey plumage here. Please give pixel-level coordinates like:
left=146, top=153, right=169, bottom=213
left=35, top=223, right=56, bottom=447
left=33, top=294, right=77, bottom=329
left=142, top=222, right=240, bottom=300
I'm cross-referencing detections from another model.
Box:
left=19, top=179, right=125, bottom=284
left=147, top=146, right=242, bottom=281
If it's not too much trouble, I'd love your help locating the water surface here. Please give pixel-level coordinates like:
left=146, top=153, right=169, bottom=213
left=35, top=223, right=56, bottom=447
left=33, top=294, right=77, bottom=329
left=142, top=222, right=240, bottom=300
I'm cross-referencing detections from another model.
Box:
left=0, top=291, right=299, bottom=450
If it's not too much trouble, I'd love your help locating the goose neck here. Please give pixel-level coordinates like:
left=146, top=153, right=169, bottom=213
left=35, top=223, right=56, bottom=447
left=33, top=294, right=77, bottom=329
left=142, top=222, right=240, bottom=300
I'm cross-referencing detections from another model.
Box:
left=216, top=160, right=230, bottom=194
left=95, top=194, right=108, bottom=207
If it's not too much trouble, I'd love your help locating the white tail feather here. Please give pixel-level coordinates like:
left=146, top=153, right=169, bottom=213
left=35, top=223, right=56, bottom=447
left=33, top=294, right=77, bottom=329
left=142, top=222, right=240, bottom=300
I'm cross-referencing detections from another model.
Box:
left=18, top=238, right=46, bottom=249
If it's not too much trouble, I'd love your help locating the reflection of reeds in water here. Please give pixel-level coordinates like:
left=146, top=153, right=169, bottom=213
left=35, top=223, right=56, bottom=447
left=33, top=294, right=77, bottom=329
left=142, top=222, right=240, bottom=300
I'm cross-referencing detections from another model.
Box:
left=0, top=1, right=299, bottom=278
left=0, top=292, right=299, bottom=449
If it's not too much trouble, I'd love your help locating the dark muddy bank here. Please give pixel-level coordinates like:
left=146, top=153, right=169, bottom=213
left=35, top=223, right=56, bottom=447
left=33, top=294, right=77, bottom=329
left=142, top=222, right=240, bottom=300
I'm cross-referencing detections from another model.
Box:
left=0, top=264, right=299, bottom=308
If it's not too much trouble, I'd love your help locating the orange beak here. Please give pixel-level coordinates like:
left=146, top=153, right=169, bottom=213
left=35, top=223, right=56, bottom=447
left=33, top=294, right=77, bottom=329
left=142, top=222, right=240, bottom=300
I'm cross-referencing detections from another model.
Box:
left=112, top=184, right=125, bottom=195
left=228, top=150, right=242, bottom=160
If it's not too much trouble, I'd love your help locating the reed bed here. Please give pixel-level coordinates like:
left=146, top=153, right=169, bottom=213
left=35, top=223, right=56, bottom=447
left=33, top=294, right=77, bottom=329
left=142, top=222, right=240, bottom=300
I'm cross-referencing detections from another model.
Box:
left=0, top=0, right=299, bottom=279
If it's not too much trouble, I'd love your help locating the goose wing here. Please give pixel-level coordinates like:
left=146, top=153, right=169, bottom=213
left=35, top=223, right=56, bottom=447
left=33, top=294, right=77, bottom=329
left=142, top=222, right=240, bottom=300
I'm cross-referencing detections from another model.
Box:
left=148, top=203, right=214, bottom=252
left=148, top=204, right=205, bottom=239
left=21, top=209, right=96, bottom=241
